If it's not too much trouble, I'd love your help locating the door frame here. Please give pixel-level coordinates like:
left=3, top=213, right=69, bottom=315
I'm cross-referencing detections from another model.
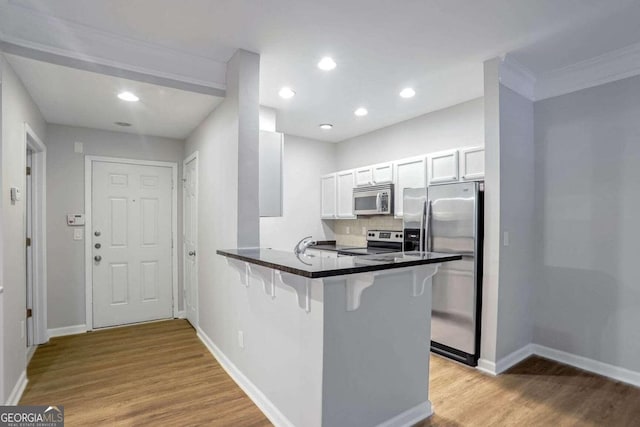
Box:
left=182, top=151, right=198, bottom=328
left=84, top=156, right=179, bottom=330
left=24, top=123, right=48, bottom=345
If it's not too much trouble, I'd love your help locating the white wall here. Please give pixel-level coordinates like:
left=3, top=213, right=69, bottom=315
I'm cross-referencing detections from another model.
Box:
left=0, top=54, right=47, bottom=400
left=45, top=124, right=184, bottom=330
left=335, top=98, right=483, bottom=170
left=533, top=74, right=640, bottom=373
left=260, top=135, right=335, bottom=250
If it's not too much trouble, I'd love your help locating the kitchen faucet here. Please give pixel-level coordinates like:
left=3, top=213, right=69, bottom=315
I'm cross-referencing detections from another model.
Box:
left=294, top=236, right=317, bottom=256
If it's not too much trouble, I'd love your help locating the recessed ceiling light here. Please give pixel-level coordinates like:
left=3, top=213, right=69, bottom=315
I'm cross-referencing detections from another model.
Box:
left=354, top=107, right=368, bottom=117
left=278, top=87, right=296, bottom=99
left=319, top=124, right=333, bottom=130
left=117, top=91, right=139, bottom=102
left=317, top=57, right=337, bottom=71
left=114, top=121, right=132, bottom=127
left=399, top=88, right=416, bottom=98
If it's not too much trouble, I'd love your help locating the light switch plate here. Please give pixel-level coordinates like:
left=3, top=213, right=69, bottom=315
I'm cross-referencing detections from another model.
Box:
left=73, top=229, right=83, bottom=241
left=74, top=142, right=84, bottom=154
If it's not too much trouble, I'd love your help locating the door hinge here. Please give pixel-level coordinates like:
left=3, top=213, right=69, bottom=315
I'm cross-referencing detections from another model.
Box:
left=26, top=237, right=32, bottom=247
left=26, top=166, right=31, bottom=176
left=26, top=308, right=32, bottom=318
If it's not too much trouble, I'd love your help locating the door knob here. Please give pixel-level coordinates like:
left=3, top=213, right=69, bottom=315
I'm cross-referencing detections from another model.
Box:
left=188, top=251, right=196, bottom=256
left=95, top=243, right=101, bottom=249
left=94, top=230, right=101, bottom=237
left=94, top=255, right=102, bottom=262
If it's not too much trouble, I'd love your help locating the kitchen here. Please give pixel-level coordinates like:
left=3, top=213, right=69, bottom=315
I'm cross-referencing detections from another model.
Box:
left=1, top=1, right=640, bottom=426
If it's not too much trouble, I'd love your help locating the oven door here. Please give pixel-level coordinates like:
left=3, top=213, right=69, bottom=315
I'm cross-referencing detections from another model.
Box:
left=353, top=189, right=391, bottom=215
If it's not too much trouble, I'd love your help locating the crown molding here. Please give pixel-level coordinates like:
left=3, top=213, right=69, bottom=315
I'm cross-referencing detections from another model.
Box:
left=498, top=55, right=536, bottom=101
left=0, top=1, right=228, bottom=93
left=535, top=41, right=640, bottom=101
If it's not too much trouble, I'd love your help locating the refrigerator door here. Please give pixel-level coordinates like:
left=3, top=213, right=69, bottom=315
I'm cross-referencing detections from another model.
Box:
left=402, top=188, right=426, bottom=251
left=428, top=182, right=480, bottom=360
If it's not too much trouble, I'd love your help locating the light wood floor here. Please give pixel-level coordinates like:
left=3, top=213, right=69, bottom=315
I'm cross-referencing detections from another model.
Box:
left=21, top=320, right=640, bottom=426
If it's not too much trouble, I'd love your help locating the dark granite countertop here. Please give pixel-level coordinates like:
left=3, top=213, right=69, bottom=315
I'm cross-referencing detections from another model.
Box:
left=311, top=242, right=367, bottom=252
left=217, top=248, right=462, bottom=279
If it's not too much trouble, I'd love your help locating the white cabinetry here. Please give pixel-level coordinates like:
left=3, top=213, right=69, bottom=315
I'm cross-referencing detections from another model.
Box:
left=393, top=156, right=427, bottom=218
left=427, top=149, right=459, bottom=184
left=460, top=146, right=485, bottom=181
left=321, top=174, right=337, bottom=219
left=336, top=170, right=356, bottom=218
left=355, top=162, right=393, bottom=186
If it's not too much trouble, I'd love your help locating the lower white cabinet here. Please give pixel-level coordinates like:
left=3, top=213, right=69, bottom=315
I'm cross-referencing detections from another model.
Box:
left=394, top=156, right=427, bottom=218
left=460, top=146, right=485, bottom=181
left=428, top=149, right=459, bottom=184
left=321, top=174, right=337, bottom=218
left=336, top=170, right=356, bottom=218
left=306, top=249, right=339, bottom=259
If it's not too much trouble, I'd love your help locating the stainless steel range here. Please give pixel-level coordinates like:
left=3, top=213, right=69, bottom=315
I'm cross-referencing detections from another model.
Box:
left=337, top=230, right=403, bottom=256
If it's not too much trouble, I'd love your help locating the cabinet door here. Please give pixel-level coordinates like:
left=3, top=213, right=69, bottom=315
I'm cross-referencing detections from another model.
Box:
left=428, top=150, right=459, bottom=184
left=394, top=157, right=427, bottom=218
left=355, top=168, right=373, bottom=187
left=336, top=170, right=356, bottom=218
left=259, top=131, right=283, bottom=217
left=321, top=174, right=337, bottom=219
left=372, top=163, right=393, bottom=184
left=460, top=146, right=485, bottom=181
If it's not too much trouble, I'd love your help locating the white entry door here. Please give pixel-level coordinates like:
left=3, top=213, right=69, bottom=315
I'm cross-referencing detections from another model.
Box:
left=183, top=155, right=198, bottom=327
left=92, top=161, right=173, bottom=328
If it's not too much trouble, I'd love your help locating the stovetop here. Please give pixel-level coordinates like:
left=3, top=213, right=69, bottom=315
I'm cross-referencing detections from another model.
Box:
left=338, top=230, right=404, bottom=256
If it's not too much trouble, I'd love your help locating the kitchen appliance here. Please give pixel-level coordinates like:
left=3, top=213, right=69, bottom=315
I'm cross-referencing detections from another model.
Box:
left=353, top=184, right=394, bottom=216
left=337, top=230, right=403, bottom=256
left=402, top=182, right=484, bottom=366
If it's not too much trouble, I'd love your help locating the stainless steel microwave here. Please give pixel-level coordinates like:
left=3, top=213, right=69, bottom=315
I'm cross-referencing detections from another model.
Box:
left=353, top=184, right=394, bottom=215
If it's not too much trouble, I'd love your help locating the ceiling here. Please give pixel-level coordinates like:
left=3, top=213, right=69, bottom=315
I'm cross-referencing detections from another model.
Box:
left=5, top=54, right=223, bottom=139
left=1, top=0, right=640, bottom=142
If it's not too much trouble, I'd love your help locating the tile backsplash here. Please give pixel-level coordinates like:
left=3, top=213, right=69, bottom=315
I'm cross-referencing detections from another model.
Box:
left=327, top=216, right=403, bottom=247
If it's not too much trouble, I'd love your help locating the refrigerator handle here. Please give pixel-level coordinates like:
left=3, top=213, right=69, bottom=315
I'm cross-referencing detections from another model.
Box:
left=425, top=201, right=432, bottom=252
left=419, top=201, right=425, bottom=252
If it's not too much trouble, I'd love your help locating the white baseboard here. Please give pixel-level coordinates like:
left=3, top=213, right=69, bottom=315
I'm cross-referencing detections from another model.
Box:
left=176, top=311, right=186, bottom=319
left=476, top=358, right=497, bottom=376
left=26, top=346, right=37, bottom=365
left=6, top=370, right=28, bottom=405
left=196, top=327, right=295, bottom=427
left=496, top=344, right=535, bottom=374
left=48, top=324, right=87, bottom=338
left=532, top=344, right=640, bottom=388
left=377, top=401, right=433, bottom=427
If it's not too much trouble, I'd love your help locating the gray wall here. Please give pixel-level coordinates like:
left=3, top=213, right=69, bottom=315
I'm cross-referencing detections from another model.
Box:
left=45, top=124, right=184, bottom=329
left=0, top=54, right=47, bottom=400
left=496, top=85, right=535, bottom=360
left=260, top=134, right=336, bottom=250
left=533, top=74, right=640, bottom=373
left=335, top=98, right=483, bottom=170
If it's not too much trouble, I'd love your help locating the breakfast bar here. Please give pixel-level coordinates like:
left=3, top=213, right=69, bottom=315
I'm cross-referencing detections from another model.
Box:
left=217, top=248, right=461, bottom=427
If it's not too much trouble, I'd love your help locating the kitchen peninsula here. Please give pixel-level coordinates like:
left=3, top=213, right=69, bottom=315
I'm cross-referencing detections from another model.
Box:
left=217, top=248, right=461, bottom=427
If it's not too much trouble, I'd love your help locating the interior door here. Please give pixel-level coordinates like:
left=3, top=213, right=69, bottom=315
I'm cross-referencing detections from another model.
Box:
left=183, top=155, right=198, bottom=328
left=25, top=149, right=34, bottom=346
left=92, top=161, right=173, bottom=328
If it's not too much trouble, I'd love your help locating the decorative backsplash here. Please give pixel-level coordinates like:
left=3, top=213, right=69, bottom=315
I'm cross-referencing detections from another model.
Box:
left=327, top=216, right=403, bottom=247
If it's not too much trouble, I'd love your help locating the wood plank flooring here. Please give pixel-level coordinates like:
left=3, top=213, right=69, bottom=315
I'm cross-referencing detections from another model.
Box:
left=21, top=320, right=640, bottom=426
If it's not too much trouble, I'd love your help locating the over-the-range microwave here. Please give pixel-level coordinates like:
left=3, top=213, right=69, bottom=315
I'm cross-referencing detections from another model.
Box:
left=353, top=184, right=394, bottom=215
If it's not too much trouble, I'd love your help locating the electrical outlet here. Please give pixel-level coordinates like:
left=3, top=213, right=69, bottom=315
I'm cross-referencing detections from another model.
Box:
left=345, top=226, right=350, bottom=234
left=73, top=228, right=83, bottom=241
left=238, top=330, right=244, bottom=349
left=503, top=231, right=510, bottom=247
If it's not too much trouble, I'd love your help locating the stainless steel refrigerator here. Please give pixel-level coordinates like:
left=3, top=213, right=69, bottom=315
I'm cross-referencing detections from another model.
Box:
left=403, top=182, right=483, bottom=366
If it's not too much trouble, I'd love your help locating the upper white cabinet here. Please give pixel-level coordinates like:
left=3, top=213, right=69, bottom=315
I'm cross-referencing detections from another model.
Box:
left=336, top=170, right=356, bottom=218
left=259, top=131, right=283, bottom=217
left=393, top=156, right=427, bottom=218
left=321, top=174, right=337, bottom=219
left=428, top=149, right=459, bottom=184
left=460, top=146, right=485, bottom=181
left=355, top=162, right=393, bottom=186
